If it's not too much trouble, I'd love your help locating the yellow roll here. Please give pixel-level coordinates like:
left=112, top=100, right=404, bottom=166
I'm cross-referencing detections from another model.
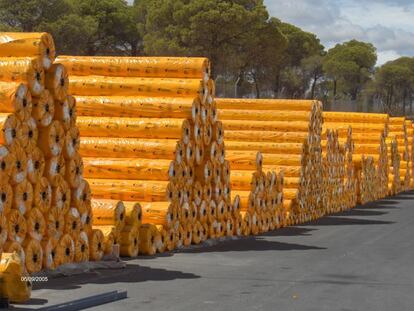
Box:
left=55, top=95, right=76, bottom=131
left=22, top=238, right=43, bottom=273
left=91, top=199, right=125, bottom=230
left=8, top=143, right=27, bottom=185
left=0, top=182, right=12, bottom=215
left=32, top=90, right=54, bottom=127
left=79, top=204, right=93, bottom=234
left=27, top=147, right=45, bottom=184
left=0, top=214, right=7, bottom=248
left=119, top=225, right=139, bottom=257
left=215, top=98, right=317, bottom=111
left=123, top=202, right=142, bottom=227
left=65, top=152, right=83, bottom=188
left=68, top=75, right=205, bottom=100
left=38, top=120, right=64, bottom=157
left=141, top=202, right=175, bottom=227
left=52, top=177, right=71, bottom=214
left=63, top=126, right=80, bottom=159
left=44, top=156, right=65, bottom=187
left=139, top=224, right=158, bottom=255
left=20, top=117, right=38, bottom=153
left=223, top=119, right=311, bottom=132
left=71, top=179, right=91, bottom=214
left=93, top=225, right=117, bottom=255
left=12, top=179, right=33, bottom=215
left=44, top=207, right=64, bottom=241
left=26, top=208, right=46, bottom=241
left=55, top=234, right=75, bottom=265
left=45, top=63, right=68, bottom=101
left=0, top=113, right=23, bottom=147
left=41, top=237, right=58, bottom=270
left=155, top=225, right=167, bottom=253
left=0, top=82, right=32, bottom=120
left=224, top=130, right=309, bottom=143
left=74, top=231, right=89, bottom=263
left=88, top=229, right=104, bottom=261
left=64, top=207, right=81, bottom=239
left=0, top=145, right=14, bottom=181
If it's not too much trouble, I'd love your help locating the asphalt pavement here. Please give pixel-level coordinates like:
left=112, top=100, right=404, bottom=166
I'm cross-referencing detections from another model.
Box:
left=12, top=191, right=414, bottom=311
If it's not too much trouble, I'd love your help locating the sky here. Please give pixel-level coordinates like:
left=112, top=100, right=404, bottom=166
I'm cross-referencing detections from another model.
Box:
left=264, top=0, right=414, bottom=65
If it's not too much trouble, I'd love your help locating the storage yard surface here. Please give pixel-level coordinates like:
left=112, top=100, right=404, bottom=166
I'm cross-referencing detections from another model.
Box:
left=15, top=191, right=414, bottom=311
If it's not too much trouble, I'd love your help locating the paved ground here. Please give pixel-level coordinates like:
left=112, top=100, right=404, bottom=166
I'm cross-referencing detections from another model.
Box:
left=12, top=191, right=414, bottom=311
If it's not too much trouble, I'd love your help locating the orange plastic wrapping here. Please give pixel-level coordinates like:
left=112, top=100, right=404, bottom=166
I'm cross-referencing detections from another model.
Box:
left=20, top=117, right=38, bottom=153
left=63, top=126, right=80, bottom=159
left=218, top=109, right=311, bottom=122
left=26, top=207, right=46, bottom=241
left=0, top=82, right=32, bottom=120
left=56, top=234, right=75, bottom=265
left=83, top=157, right=176, bottom=182
left=55, top=95, right=76, bottom=131
left=64, top=207, right=81, bottom=239
left=12, top=179, right=33, bottom=215
left=0, top=113, right=23, bottom=147
left=141, top=202, right=174, bottom=228
left=0, top=57, right=44, bottom=96
left=65, top=152, right=83, bottom=188
left=41, top=237, right=58, bottom=270
left=87, top=179, right=175, bottom=202
left=323, top=111, right=389, bottom=124
left=45, top=63, right=68, bottom=101
left=91, top=199, right=125, bottom=230
left=0, top=182, right=12, bottom=215
left=119, top=225, right=139, bottom=257
left=9, top=144, right=27, bottom=185
left=74, top=231, right=89, bottom=262
left=123, top=202, right=142, bottom=227
left=0, top=215, right=7, bottom=248
left=0, top=32, right=55, bottom=69
left=33, top=177, right=52, bottom=213
left=139, top=224, right=158, bottom=255
left=225, top=141, right=304, bottom=154
left=32, top=90, right=54, bottom=127
left=93, top=225, right=117, bottom=255
left=88, top=228, right=104, bottom=261
left=44, top=156, right=65, bottom=186
left=224, top=130, right=309, bottom=143
left=77, top=116, right=191, bottom=141
left=51, top=177, right=71, bottom=214
left=57, top=55, right=210, bottom=79
left=38, top=120, right=64, bottom=157
left=0, top=145, right=14, bottom=181
left=22, top=238, right=43, bottom=273
left=44, top=207, right=64, bottom=241
left=27, top=147, right=45, bottom=184
left=80, top=137, right=181, bottom=160
left=215, top=98, right=317, bottom=111
left=74, top=96, right=200, bottom=120
left=155, top=225, right=167, bottom=252
left=79, top=205, right=93, bottom=234
left=68, top=75, right=205, bottom=100
left=223, top=120, right=311, bottom=132
left=71, top=179, right=91, bottom=214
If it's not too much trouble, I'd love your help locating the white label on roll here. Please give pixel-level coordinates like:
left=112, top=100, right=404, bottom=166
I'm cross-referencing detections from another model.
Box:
left=16, top=235, right=23, bottom=243
left=80, top=231, right=88, bottom=243
left=252, top=215, right=257, bottom=224
left=80, top=213, right=87, bottom=224
left=51, top=145, right=60, bottom=157
left=33, top=81, right=43, bottom=94
left=19, top=203, right=26, bottom=215
left=16, top=171, right=26, bottom=183
left=71, top=208, right=80, bottom=218
left=17, top=84, right=26, bottom=98
left=5, top=129, right=13, bottom=144
left=43, top=115, right=53, bottom=127
left=47, top=253, right=53, bottom=267
left=63, top=105, right=70, bottom=120
left=55, top=65, right=63, bottom=81
left=0, top=146, right=8, bottom=157
left=27, top=159, right=34, bottom=173
left=43, top=57, right=51, bottom=69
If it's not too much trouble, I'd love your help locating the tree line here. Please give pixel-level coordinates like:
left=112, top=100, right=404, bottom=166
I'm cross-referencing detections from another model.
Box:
left=1, top=0, right=413, bottom=116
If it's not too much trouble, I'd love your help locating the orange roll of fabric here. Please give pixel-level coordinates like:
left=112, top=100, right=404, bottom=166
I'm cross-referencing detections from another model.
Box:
left=119, top=225, right=139, bottom=257
left=63, top=126, right=80, bottom=159
left=23, top=238, right=43, bottom=273
left=32, top=90, right=54, bottom=127
left=41, top=237, right=58, bottom=270
left=0, top=182, right=12, bottom=215
left=71, top=179, right=91, bottom=214
left=44, top=207, right=64, bottom=241
left=51, top=177, right=71, bottom=215
left=123, top=202, right=142, bottom=227
left=91, top=199, right=126, bottom=230
left=0, top=214, right=7, bottom=249
left=55, top=95, right=76, bottom=131
left=65, top=152, right=83, bottom=188
left=74, top=231, right=89, bottom=263
left=55, top=233, right=75, bottom=266
left=20, top=117, right=38, bottom=153
left=0, top=145, right=14, bottom=181
left=0, top=113, right=23, bottom=147
left=88, top=228, right=104, bottom=261
left=45, top=63, right=68, bottom=101
left=12, top=179, right=33, bottom=215
left=44, top=156, right=65, bottom=187
left=26, top=207, right=46, bottom=241
left=0, top=82, right=32, bottom=120
left=33, top=177, right=52, bottom=213
left=38, top=120, right=64, bottom=157
left=64, top=207, right=81, bottom=239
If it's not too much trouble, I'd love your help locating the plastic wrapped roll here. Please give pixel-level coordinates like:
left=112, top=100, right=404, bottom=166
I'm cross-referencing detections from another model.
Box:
left=57, top=56, right=210, bottom=81
left=0, top=32, right=55, bottom=69
left=27, top=147, right=45, bottom=184
left=123, top=202, right=142, bottom=227
left=63, top=127, right=80, bottom=159
left=45, top=63, right=68, bottom=101
left=0, top=57, right=44, bottom=96
left=119, top=225, right=139, bottom=257
left=74, top=231, right=89, bottom=263
left=55, top=95, right=76, bottom=131
left=55, top=234, right=75, bottom=265
left=44, top=156, right=65, bottom=187
left=87, top=179, right=174, bottom=202
left=80, top=137, right=182, bottom=161
left=216, top=98, right=317, bottom=111
left=93, top=225, right=116, bottom=255
left=26, top=208, right=46, bottom=241
left=91, top=199, right=125, bottom=230
left=79, top=205, right=92, bottom=234
left=71, top=179, right=91, bottom=214
left=0, top=82, right=32, bottom=120
left=190, top=221, right=202, bottom=245
left=52, top=177, right=70, bottom=214
left=139, top=224, right=158, bottom=255
left=44, top=207, right=64, bottom=240
left=20, top=117, right=38, bottom=153
left=74, top=96, right=200, bottom=120
left=175, top=224, right=185, bottom=248
left=240, top=211, right=252, bottom=236
left=41, top=237, right=58, bottom=270
left=233, top=215, right=243, bottom=236
left=68, top=75, right=205, bottom=100
left=207, top=201, right=216, bottom=224
left=88, top=229, right=104, bottom=261
left=197, top=200, right=208, bottom=223
left=8, top=144, right=27, bottom=186
left=22, top=238, right=43, bottom=273
left=83, top=157, right=176, bottom=182
left=225, top=141, right=304, bottom=155
left=12, top=179, right=33, bottom=215
left=3, top=241, right=25, bottom=264
left=155, top=225, right=167, bottom=253
left=204, top=184, right=212, bottom=202
left=32, top=90, right=54, bottom=127
left=64, top=207, right=81, bottom=239
left=65, top=152, right=83, bottom=188
left=0, top=145, right=14, bottom=181
left=219, top=109, right=312, bottom=122
left=141, top=202, right=174, bottom=227
left=38, top=120, right=64, bottom=157
left=182, top=223, right=192, bottom=247
left=77, top=117, right=191, bottom=142
left=163, top=226, right=175, bottom=251
left=224, top=130, right=309, bottom=143
left=0, top=113, right=23, bottom=147
left=0, top=214, right=7, bottom=248
left=0, top=182, right=12, bottom=215
left=223, top=120, right=310, bottom=132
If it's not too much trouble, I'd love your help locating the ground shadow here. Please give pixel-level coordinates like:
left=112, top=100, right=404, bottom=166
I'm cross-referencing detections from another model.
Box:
left=263, top=226, right=317, bottom=237
left=339, top=209, right=388, bottom=217
left=304, top=216, right=394, bottom=226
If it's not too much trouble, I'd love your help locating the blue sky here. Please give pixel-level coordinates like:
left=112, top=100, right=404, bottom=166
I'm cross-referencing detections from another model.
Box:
left=264, top=0, right=414, bottom=65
